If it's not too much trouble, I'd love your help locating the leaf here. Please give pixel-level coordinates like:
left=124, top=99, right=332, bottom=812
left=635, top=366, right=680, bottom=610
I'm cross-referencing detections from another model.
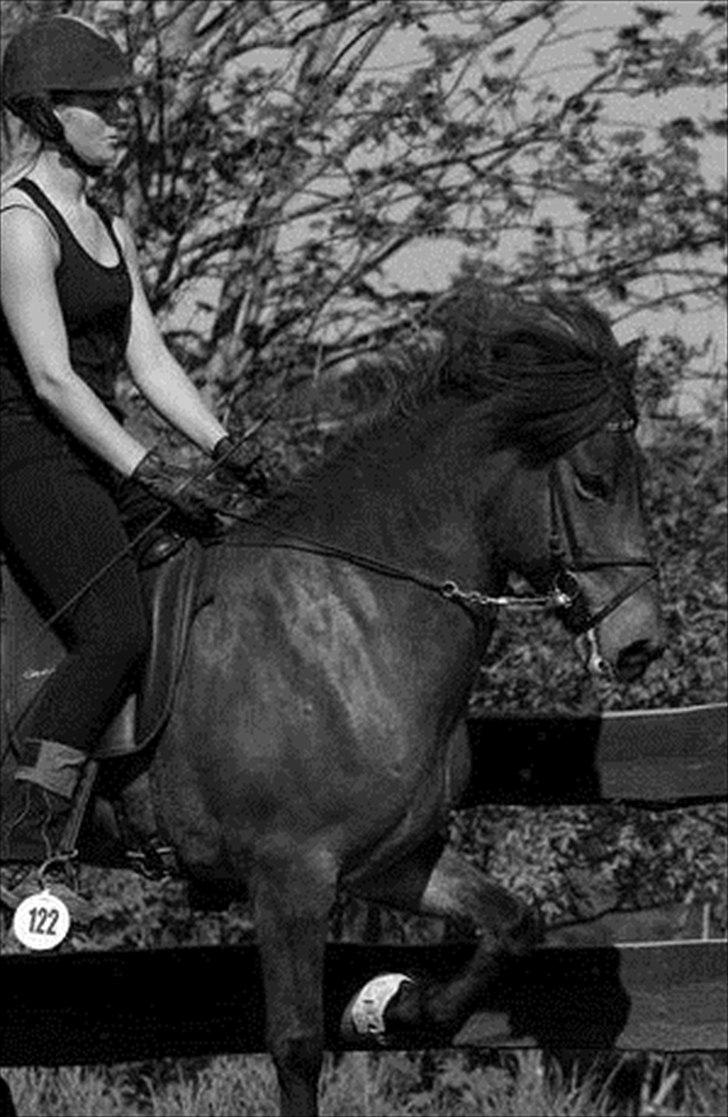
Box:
left=492, top=45, right=515, bottom=64
left=635, top=4, right=669, bottom=26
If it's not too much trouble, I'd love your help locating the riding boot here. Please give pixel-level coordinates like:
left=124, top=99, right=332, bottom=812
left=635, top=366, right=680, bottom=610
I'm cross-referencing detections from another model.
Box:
left=1, top=740, right=94, bottom=922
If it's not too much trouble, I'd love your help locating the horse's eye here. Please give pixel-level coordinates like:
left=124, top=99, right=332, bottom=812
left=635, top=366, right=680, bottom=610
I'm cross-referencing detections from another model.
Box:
left=574, top=473, right=611, bottom=501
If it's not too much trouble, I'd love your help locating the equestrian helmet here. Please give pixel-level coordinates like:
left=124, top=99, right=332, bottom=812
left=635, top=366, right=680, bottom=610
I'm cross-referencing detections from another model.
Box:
left=1, top=15, right=134, bottom=103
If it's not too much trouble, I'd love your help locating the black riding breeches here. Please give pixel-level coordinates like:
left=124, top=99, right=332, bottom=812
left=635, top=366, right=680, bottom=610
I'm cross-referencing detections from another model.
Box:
left=0, top=435, right=151, bottom=753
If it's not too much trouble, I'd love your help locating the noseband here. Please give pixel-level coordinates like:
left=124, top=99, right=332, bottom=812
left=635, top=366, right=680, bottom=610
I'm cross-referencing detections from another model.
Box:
left=547, top=475, right=656, bottom=632
left=544, top=422, right=658, bottom=634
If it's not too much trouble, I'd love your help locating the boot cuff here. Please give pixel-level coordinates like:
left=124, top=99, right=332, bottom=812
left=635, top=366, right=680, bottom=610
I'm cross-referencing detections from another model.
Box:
left=15, top=740, right=86, bottom=799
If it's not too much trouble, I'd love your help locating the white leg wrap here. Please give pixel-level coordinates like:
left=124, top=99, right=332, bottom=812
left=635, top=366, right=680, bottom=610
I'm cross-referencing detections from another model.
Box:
left=341, top=972, right=414, bottom=1044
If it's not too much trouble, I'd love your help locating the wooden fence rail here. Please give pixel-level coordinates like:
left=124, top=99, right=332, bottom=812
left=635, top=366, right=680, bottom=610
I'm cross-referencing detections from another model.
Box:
left=1, top=934, right=726, bottom=1066
left=1, top=703, right=726, bottom=1070
left=463, top=703, right=727, bottom=805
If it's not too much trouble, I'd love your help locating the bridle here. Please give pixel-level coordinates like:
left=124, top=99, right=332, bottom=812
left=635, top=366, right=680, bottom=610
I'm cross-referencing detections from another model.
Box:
left=545, top=417, right=658, bottom=635
left=231, top=517, right=570, bottom=617
left=547, top=460, right=657, bottom=634
left=229, top=417, right=657, bottom=636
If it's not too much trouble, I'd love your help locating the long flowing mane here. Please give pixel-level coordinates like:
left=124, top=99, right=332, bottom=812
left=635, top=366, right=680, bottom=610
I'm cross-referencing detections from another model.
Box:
left=335, top=284, right=638, bottom=462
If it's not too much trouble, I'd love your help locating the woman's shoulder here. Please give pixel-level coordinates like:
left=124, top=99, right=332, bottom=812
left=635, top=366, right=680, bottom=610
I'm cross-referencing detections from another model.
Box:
left=1, top=187, right=60, bottom=264
left=1, top=183, right=57, bottom=231
left=2, top=181, right=44, bottom=214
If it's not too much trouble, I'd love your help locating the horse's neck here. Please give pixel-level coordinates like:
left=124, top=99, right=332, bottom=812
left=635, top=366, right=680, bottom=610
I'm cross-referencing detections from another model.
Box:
left=218, top=406, right=523, bottom=736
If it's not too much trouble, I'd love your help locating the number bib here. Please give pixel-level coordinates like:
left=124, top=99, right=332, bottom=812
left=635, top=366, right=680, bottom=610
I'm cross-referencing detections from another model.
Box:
left=12, top=889, right=70, bottom=950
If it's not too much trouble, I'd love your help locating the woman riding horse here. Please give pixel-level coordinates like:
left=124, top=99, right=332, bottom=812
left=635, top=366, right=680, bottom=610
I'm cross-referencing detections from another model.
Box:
left=0, top=15, right=252, bottom=910
left=1, top=19, right=665, bottom=1117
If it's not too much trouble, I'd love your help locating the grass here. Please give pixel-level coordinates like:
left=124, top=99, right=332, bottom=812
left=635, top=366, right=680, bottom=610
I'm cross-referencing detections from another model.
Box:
left=3, top=1051, right=726, bottom=1117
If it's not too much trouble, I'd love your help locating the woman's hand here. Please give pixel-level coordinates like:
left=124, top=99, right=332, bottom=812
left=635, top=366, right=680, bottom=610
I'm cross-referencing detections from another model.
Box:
left=131, top=450, right=221, bottom=529
left=212, top=436, right=270, bottom=496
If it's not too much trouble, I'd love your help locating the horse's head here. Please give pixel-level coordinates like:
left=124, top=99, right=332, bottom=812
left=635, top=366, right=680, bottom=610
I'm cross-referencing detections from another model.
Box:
left=428, top=288, right=666, bottom=685
left=497, top=415, right=664, bottom=684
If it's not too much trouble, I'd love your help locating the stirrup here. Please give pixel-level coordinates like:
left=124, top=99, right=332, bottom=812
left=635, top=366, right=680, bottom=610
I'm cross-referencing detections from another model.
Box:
left=38, top=848, right=78, bottom=885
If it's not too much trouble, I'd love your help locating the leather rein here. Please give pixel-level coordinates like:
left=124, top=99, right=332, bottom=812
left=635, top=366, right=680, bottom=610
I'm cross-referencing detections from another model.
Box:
left=228, top=417, right=657, bottom=634
left=230, top=517, right=572, bottom=618
left=19, top=423, right=656, bottom=645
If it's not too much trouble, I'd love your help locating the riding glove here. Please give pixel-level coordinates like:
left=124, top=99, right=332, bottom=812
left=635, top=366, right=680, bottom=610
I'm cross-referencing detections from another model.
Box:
left=211, top=436, right=269, bottom=497
left=131, top=450, right=221, bottom=528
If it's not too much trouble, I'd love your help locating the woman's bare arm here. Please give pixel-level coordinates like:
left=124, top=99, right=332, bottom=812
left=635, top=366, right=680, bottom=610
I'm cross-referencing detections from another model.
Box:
left=116, top=218, right=227, bottom=455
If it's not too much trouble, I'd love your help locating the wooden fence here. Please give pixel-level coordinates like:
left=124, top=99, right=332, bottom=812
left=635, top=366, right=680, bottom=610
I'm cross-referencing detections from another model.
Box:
left=1, top=703, right=726, bottom=1068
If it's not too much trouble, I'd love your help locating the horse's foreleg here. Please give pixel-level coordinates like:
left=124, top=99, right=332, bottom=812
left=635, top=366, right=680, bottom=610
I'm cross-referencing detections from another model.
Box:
left=411, top=844, right=541, bottom=1031
left=345, top=842, right=541, bottom=1042
left=252, top=846, right=337, bottom=1117
left=420, top=843, right=540, bottom=950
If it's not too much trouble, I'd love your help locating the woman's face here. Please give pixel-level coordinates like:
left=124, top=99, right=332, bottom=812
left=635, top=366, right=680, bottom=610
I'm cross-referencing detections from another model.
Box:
left=53, top=91, right=127, bottom=168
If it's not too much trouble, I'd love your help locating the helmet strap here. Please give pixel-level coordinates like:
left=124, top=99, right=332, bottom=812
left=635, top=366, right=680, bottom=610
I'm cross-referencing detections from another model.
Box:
left=6, top=94, right=106, bottom=180
left=57, top=140, right=106, bottom=180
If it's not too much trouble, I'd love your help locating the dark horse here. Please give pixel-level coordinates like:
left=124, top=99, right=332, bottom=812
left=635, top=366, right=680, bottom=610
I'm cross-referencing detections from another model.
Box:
left=11, top=288, right=664, bottom=1115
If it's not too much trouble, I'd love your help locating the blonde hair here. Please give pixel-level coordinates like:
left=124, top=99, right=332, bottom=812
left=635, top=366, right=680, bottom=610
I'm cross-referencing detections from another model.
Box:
left=1, top=106, right=43, bottom=195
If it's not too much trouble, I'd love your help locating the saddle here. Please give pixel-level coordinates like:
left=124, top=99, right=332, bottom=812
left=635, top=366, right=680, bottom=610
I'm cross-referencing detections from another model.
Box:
left=0, top=540, right=214, bottom=874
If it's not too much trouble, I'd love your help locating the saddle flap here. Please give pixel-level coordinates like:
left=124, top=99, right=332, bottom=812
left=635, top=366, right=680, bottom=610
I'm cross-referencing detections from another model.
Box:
left=97, top=539, right=207, bottom=758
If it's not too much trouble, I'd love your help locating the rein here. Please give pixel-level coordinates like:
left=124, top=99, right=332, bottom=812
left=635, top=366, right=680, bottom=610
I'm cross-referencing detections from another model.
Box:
left=10, top=423, right=656, bottom=649
left=223, top=419, right=657, bottom=633
left=224, top=513, right=573, bottom=621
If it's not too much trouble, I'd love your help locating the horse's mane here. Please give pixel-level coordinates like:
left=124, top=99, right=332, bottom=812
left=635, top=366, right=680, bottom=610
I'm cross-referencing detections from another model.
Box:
left=249, top=286, right=639, bottom=528
left=336, top=284, right=638, bottom=461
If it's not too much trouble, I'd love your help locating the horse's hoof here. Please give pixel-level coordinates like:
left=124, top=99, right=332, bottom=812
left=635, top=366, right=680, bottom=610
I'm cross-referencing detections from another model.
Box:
left=341, top=972, right=415, bottom=1046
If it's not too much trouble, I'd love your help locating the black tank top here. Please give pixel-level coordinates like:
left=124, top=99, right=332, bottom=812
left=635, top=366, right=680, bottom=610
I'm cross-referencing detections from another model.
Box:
left=0, top=178, right=133, bottom=420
